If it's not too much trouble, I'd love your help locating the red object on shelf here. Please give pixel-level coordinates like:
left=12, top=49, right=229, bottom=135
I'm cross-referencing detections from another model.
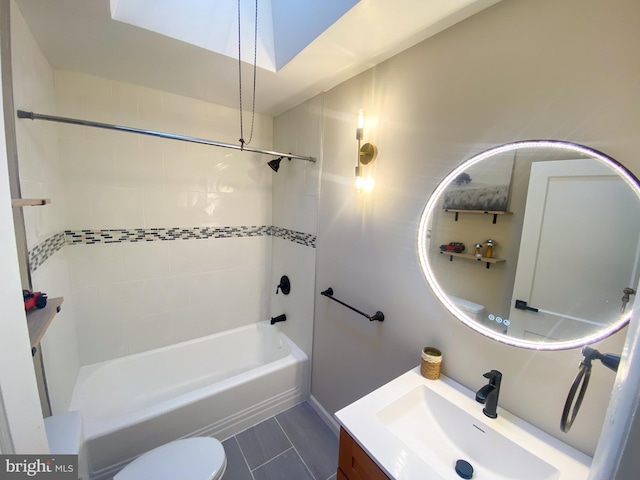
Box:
left=439, top=242, right=466, bottom=253
left=23, top=290, right=47, bottom=311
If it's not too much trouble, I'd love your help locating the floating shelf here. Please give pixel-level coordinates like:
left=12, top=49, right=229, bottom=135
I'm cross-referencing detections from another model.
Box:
left=440, top=251, right=505, bottom=269
left=444, top=209, right=512, bottom=224
left=27, top=297, right=63, bottom=348
left=12, top=198, right=51, bottom=207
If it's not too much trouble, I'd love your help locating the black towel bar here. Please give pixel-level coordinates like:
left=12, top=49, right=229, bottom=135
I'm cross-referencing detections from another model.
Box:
left=320, top=287, right=384, bottom=322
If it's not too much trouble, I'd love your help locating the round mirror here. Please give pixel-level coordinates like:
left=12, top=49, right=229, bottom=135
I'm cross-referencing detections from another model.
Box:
left=418, top=140, right=640, bottom=350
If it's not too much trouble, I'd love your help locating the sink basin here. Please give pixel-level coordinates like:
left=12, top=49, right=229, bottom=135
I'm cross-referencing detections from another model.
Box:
left=376, top=385, right=558, bottom=480
left=335, top=367, right=591, bottom=480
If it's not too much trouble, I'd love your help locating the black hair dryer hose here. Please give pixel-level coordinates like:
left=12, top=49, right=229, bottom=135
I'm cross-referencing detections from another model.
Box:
left=561, top=346, right=620, bottom=433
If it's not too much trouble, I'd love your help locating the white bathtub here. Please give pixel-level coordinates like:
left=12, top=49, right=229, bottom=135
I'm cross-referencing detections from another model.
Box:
left=69, top=321, right=309, bottom=480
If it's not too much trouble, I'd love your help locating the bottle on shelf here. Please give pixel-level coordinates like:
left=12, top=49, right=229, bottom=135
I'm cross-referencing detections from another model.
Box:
left=484, top=239, right=495, bottom=258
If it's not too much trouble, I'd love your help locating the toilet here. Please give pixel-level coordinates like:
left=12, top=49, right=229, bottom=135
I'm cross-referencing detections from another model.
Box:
left=44, top=412, right=225, bottom=480
left=114, top=437, right=226, bottom=480
left=449, top=295, right=485, bottom=322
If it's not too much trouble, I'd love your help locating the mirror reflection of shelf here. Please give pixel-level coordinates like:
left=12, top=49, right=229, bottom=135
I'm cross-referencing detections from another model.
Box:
left=11, top=198, right=51, bottom=207
left=444, top=209, right=512, bottom=224
left=27, top=297, right=63, bottom=349
left=440, top=251, right=505, bottom=269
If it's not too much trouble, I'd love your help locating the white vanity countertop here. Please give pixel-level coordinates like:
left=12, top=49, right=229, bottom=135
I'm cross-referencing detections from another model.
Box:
left=335, top=367, right=592, bottom=480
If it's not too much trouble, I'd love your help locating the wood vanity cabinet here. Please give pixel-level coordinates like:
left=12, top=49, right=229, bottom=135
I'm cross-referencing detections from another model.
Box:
left=338, top=428, right=390, bottom=480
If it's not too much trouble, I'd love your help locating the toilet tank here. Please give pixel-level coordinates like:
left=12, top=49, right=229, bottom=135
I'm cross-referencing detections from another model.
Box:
left=45, top=411, right=88, bottom=479
left=449, top=296, right=485, bottom=322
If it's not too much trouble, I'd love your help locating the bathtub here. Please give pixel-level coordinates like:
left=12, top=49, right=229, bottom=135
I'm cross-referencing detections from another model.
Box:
left=69, top=321, right=309, bottom=480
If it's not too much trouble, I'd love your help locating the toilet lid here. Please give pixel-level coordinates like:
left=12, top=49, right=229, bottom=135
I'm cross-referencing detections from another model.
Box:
left=115, top=437, right=226, bottom=480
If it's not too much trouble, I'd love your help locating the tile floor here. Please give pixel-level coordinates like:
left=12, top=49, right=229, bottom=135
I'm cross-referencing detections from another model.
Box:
left=222, top=402, right=338, bottom=480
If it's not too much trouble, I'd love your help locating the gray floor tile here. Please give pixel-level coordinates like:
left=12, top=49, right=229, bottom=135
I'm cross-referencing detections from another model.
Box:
left=236, top=417, right=292, bottom=470
left=276, top=402, right=338, bottom=480
left=222, top=437, right=253, bottom=480
left=253, top=449, right=314, bottom=480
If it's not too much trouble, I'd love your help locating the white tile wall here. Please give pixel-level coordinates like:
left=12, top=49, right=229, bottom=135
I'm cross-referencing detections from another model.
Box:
left=66, top=243, right=124, bottom=287
left=55, top=71, right=274, bottom=231
left=12, top=7, right=63, bottom=248
left=33, top=249, right=79, bottom=415
left=269, top=237, right=316, bottom=358
left=272, top=194, right=318, bottom=234
left=49, top=72, right=276, bottom=364
left=67, top=236, right=272, bottom=364
left=73, top=284, right=128, bottom=363
left=272, top=96, right=322, bottom=238
left=121, top=241, right=171, bottom=281
left=270, top=95, right=322, bottom=363
left=11, top=1, right=80, bottom=414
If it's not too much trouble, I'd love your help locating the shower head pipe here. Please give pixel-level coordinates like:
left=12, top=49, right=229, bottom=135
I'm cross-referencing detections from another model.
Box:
left=17, top=110, right=316, bottom=163
left=267, top=156, right=293, bottom=172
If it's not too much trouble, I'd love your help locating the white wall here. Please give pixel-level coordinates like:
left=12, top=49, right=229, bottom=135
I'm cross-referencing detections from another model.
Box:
left=53, top=71, right=274, bottom=365
left=0, top=97, right=48, bottom=452
left=271, top=94, right=323, bottom=362
left=310, top=0, right=640, bottom=457
left=11, top=0, right=80, bottom=415
left=0, top=1, right=48, bottom=451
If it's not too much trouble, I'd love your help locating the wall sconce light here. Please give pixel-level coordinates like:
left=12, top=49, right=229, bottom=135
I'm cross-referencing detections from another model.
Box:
left=355, top=109, right=377, bottom=192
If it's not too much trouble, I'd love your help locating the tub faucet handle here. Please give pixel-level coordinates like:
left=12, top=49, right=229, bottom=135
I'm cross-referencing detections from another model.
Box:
left=276, top=275, right=290, bottom=295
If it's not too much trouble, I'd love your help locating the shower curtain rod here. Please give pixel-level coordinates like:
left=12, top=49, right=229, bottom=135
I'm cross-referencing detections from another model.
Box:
left=16, top=110, right=316, bottom=163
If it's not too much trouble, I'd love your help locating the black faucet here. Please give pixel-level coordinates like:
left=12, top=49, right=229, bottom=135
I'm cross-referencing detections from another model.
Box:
left=270, top=314, right=287, bottom=325
left=475, top=370, right=502, bottom=419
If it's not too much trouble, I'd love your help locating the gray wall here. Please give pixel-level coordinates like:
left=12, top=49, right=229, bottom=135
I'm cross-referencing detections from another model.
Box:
left=309, top=0, right=640, bottom=456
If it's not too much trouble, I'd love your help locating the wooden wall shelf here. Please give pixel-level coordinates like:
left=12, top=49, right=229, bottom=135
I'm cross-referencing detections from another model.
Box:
left=27, top=297, right=63, bottom=348
left=12, top=198, right=51, bottom=207
left=444, top=209, right=512, bottom=224
left=440, top=251, right=505, bottom=269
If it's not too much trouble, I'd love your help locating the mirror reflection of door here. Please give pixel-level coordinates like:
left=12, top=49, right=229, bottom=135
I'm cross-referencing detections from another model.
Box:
left=509, top=159, right=640, bottom=341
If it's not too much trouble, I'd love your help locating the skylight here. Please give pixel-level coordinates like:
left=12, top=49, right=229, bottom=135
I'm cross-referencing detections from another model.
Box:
left=110, top=0, right=358, bottom=72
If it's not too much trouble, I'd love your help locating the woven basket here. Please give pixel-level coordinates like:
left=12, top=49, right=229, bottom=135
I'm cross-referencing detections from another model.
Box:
left=421, top=347, right=442, bottom=380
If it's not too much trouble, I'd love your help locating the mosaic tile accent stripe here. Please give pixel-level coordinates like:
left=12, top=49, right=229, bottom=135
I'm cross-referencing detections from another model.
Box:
left=28, top=226, right=317, bottom=272
left=268, top=226, right=316, bottom=248
left=63, top=226, right=271, bottom=244
left=28, top=232, right=65, bottom=273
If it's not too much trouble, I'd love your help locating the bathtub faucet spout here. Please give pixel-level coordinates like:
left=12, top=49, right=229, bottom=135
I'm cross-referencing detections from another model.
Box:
left=270, top=314, right=287, bottom=325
